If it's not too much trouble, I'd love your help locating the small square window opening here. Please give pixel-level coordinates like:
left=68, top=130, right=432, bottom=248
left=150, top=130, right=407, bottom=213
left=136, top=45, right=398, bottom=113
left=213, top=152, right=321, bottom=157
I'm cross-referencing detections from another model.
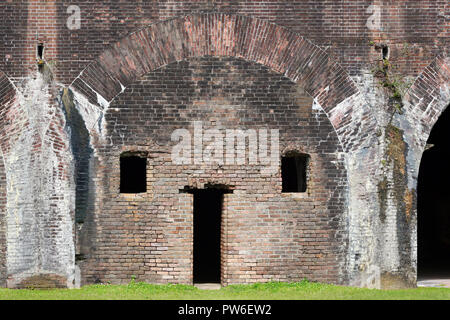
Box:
left=120, top=155, right=147, bottom=193
left=281, top=153, right=309, bottom=193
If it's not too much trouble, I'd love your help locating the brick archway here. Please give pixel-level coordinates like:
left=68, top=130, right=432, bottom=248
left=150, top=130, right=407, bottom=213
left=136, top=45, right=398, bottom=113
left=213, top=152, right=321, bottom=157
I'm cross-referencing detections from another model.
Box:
left=404, top=53, right=450, bottom=282
left=0, top=70, right=16, bottom=114
left=69, top=13, right=375, bottom=152
left=404, top=52, right=450, bottom=148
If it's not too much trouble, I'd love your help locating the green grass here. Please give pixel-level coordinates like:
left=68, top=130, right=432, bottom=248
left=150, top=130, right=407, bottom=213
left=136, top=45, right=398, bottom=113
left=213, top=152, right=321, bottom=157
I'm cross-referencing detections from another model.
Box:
left=0, top=280, right=449, bottom=300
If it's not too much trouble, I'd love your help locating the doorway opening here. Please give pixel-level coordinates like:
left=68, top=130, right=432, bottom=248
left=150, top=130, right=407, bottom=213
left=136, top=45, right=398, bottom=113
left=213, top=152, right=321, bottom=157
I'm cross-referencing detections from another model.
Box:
left=418, top=103, right=450, bottom=280
left=193, top=189, right=223, bottom=284
left=182, top=185, right=231, bottom=284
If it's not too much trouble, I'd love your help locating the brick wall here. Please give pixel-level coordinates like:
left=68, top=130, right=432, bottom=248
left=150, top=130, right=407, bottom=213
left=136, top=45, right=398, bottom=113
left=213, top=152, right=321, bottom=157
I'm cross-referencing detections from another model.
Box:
left=77, top=57, right=347, bottom=285
left=0, top=1, right=447, bottom=83
left=0, top=69, right=76, bottom=288
left=69, top=12, right=370, bottom=153
left=0, top=1, right=448, bottom=289
left=0, top=71, right=16, bottom=287
left=0, top=150, right=5, bottom=287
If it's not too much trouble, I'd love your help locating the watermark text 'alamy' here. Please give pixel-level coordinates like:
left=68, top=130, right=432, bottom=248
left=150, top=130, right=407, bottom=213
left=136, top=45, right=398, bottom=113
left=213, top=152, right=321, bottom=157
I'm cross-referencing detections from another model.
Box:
left=171, top=121, right=280, bottom=175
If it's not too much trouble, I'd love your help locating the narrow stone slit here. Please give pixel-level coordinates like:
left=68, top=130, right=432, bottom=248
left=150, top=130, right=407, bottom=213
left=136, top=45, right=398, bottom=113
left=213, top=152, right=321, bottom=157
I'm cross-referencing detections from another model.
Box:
left=37, top=43, right=44, bottom=59
left=382, top=45, right=389, bottom=60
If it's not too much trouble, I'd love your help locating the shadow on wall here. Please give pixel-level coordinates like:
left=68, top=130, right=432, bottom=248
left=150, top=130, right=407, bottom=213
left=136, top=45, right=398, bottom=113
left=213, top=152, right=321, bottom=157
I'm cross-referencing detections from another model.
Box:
left=61, top=88, right=93, bottom=224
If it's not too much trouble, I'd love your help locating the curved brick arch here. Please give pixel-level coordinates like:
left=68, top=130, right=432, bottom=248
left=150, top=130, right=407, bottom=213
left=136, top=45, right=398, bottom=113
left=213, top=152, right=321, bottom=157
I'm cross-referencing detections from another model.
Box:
left=70, top=13, right=375, bottom=152
left=404, top=52, right=450, bottom=147
left=0, top=70, right=16, bottom=108
left=0, top=70, right=18, bottom=157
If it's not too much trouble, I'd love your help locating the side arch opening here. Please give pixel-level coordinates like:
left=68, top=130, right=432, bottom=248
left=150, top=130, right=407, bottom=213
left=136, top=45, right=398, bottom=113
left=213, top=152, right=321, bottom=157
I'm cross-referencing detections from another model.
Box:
left=418, top=103, right=450, bottom=279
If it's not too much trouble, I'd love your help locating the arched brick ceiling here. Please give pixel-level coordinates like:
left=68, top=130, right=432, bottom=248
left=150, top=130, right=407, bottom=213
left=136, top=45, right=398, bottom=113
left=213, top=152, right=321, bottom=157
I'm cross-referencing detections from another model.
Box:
left=70, top=13, right=376, bottom=152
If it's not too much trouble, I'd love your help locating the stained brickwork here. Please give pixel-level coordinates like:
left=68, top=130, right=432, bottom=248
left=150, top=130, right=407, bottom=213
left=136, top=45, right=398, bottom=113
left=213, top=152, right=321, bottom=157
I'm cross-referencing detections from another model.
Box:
left=0, top=71, right=16, bottom=287
left=0, top=150, right=5, bottom=287
left=0, top=1, right=448, bottom=289
left=0, top=70, right=76, bottom=288
left=77, top=57, right=347, bottom=285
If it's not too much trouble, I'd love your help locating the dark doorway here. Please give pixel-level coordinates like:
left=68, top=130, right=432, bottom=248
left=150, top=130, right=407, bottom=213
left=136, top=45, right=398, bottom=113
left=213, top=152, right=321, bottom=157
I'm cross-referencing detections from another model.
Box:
left=192, top=189, right=224, bottom=284
left=418, top=104, right=450, bottom=279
